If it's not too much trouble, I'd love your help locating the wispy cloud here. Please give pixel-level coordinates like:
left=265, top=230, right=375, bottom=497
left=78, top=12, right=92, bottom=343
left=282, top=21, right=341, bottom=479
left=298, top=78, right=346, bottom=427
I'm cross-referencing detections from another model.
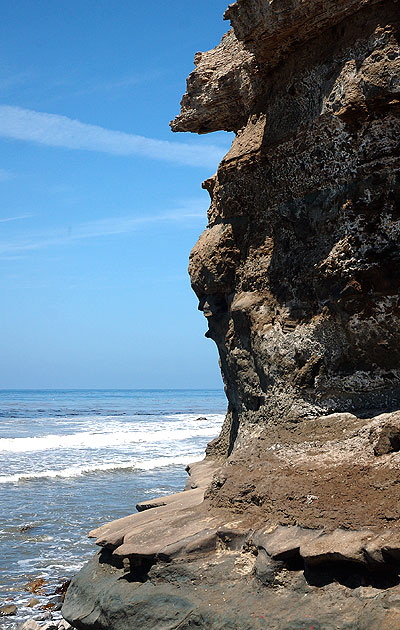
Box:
left=0, top=214, right=31, bottom=223
left=0, top=105, right=228, bottom=168
left=0, top=202, right=207, bottom=256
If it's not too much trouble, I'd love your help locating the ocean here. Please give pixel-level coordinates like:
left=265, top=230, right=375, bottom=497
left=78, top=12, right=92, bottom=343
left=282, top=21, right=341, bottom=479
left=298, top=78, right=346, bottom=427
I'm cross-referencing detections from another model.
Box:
left=0, top=389, right=226, bottom=629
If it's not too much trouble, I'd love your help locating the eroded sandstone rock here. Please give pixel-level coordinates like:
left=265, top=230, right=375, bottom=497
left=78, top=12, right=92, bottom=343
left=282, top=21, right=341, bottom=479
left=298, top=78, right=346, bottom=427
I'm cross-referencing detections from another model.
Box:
left=180, top=0, right=400, bottom=458
left=63, top=0, right=400, bottom=627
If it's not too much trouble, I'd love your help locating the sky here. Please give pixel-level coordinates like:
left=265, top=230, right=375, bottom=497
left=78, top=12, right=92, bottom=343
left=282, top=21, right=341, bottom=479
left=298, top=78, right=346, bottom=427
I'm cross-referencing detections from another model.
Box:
left=0, top=0, right=234, bottom=389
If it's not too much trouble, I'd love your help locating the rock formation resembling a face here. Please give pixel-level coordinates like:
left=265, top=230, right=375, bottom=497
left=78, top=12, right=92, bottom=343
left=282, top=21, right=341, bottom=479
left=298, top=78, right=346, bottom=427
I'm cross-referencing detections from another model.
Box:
left=173, top=0, right=400, bottom=454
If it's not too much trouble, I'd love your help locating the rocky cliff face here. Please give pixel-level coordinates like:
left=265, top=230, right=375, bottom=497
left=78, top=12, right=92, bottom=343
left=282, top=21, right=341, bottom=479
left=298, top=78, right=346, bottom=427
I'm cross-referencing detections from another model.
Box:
left=63, top=1, right=400, bottom=628
left=175, top=0, right=400, bottom=457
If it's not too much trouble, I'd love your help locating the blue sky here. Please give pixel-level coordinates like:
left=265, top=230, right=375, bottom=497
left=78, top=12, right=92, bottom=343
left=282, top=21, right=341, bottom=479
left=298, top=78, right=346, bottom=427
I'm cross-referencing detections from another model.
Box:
left=0, top=1, right=233, bottom=389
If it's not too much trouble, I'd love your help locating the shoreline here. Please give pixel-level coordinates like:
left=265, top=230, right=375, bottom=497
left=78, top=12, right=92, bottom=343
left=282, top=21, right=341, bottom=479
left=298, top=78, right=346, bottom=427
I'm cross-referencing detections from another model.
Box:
left=0, top=391, right=225, bottom=630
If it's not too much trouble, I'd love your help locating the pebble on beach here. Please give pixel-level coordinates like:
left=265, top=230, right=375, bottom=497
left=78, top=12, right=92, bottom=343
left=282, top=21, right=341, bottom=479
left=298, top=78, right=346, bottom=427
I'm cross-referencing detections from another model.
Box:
left=0, top=604, right=18, bottom=616
left=24, top=578, right=46, bottom=594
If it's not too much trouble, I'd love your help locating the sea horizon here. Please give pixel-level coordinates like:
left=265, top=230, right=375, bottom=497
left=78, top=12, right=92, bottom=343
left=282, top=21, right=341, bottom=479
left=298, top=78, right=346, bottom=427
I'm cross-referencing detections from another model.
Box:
left=0, top=387, right=224, bottom=391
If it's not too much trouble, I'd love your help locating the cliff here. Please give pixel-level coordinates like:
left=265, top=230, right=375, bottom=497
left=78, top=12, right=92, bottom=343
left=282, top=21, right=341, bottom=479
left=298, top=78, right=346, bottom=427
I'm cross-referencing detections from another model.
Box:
left=63, top=1, right=400, bottom=628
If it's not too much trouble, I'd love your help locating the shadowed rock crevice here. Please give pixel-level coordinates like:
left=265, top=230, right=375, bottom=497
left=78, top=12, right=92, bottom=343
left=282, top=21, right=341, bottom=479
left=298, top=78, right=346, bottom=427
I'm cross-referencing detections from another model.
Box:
left=303, top=561, right=400, bottom=589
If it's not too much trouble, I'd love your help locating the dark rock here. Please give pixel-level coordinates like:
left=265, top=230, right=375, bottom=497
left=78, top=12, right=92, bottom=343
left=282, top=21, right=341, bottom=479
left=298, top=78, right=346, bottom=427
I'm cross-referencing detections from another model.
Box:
left=54, top=580, right=71, bottom=598
left=254, top=548, right=284, bottom=585
left=20, top=524, right=36, bottom=533
left=64, top=546, right=396, bottom=629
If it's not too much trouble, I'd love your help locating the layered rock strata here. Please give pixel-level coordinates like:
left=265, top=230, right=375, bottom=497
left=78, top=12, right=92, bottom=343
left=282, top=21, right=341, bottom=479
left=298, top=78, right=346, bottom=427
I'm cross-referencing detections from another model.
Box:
left=63, top=0, right=400, bottom=628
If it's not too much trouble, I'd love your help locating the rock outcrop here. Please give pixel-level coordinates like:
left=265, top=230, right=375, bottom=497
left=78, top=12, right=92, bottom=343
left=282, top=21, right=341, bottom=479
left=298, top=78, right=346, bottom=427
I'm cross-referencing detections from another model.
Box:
left=63, top=0, right=400, bottom=628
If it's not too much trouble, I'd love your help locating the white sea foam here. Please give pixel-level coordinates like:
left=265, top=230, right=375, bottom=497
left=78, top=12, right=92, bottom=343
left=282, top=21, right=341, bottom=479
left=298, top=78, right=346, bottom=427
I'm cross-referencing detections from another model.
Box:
left=0, top=421, right=222, bottom=453
left=0, top=453, right=202, bottom=483
left=16, top=557, right=42, bottom=566
left=164, top=413, right=224, bottom=421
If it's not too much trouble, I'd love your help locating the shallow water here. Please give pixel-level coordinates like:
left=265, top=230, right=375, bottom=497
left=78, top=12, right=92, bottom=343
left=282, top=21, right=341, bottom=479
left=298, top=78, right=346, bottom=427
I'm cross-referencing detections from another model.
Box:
left=0, top=389, right=226, bottom=628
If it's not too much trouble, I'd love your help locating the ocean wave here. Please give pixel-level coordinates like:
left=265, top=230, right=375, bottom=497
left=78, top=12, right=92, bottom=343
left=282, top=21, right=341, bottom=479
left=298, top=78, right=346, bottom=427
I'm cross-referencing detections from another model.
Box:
left=0, top=454, right=202, bottom=483
left=0, top=421, right=222, bottom=453
left=163, top=413, right=225, bottom=421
